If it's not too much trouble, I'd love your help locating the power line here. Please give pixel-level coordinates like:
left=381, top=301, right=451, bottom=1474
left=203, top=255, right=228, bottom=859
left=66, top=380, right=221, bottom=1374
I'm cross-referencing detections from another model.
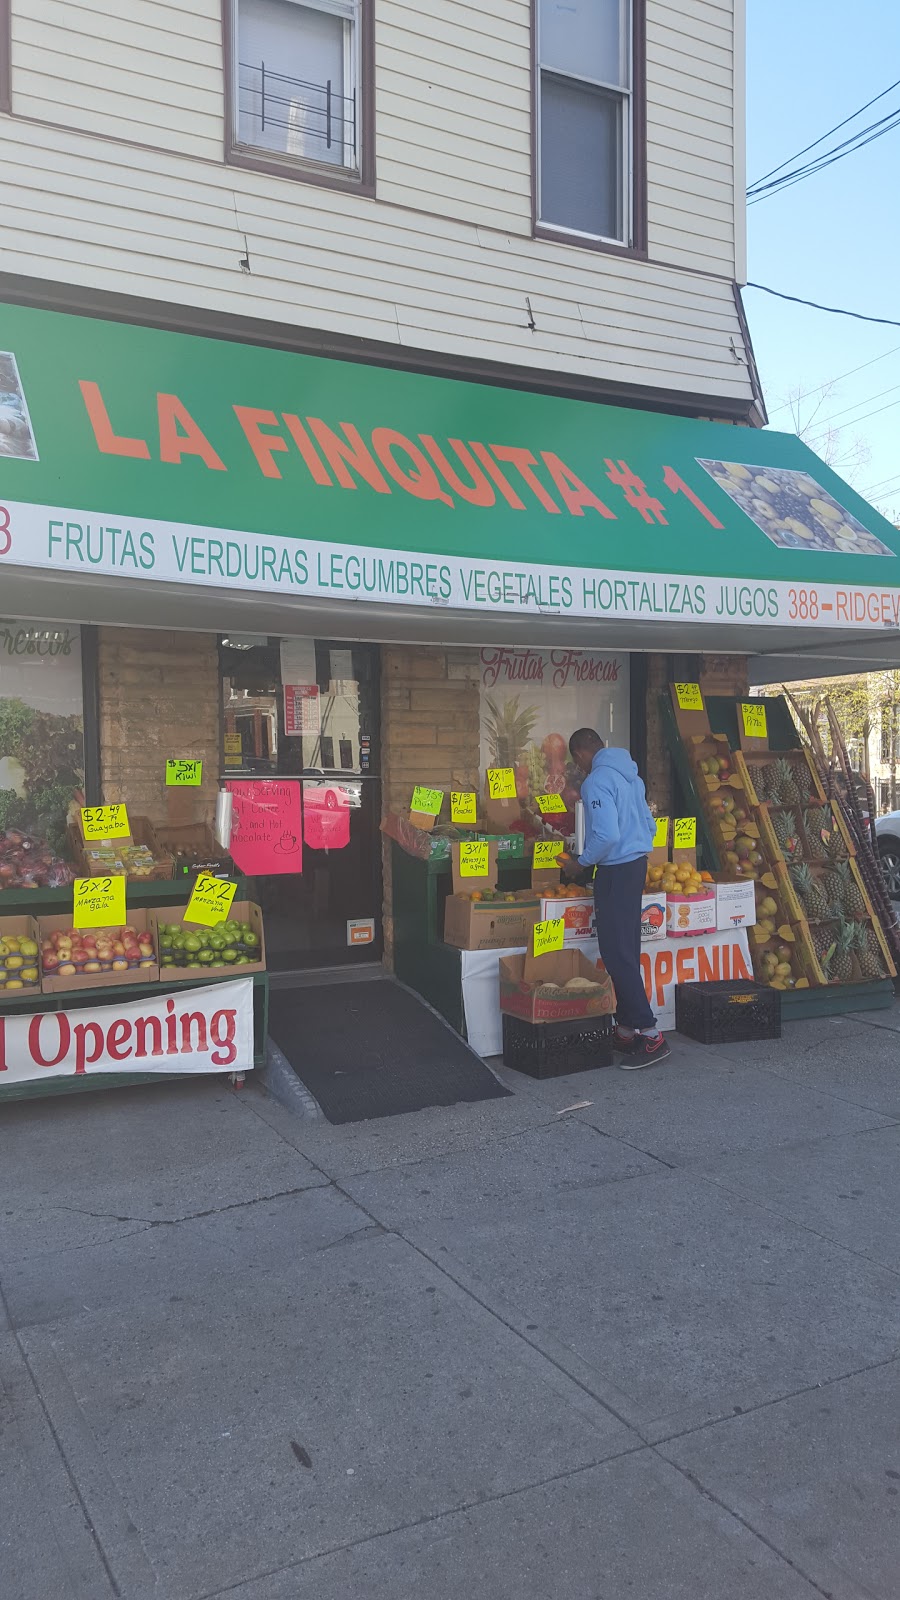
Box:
left=746, top=283, right=900, bottom=330
left=767, top=343, right=900, bottom=417
left=863, top=473, right=900, bottom=500
left=749, top=75, right=900, bottom=189
left=748, top=106, right=900, bottom=203
left=816, top=381, right=900, bottom=429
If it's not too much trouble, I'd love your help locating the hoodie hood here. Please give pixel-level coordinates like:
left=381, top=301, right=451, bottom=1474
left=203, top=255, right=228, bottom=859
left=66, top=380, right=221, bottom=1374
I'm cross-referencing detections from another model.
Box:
left=594, top=747, right=640, bottom=781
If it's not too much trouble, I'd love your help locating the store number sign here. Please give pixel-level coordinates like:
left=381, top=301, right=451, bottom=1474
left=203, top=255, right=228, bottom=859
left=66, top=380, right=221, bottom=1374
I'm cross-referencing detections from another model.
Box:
left=450, top=792, right=477, bottom=825
left=486, top=767, right=516, bottom=800
left=410, top=785, right=443, bottom=816
left=73, top=876, right=126, bottom=928
left=673, top=817, right=697, bottom=850
left=166, top=759, right=203, bottom=787
left=81, top=804, right=130, bottom=840
left=458, top=841, right=489, bottom=877
left=185, top=874, right=237, bottom=927
left=535, top=793, right=567, bottom=814
left=533, top=918, right=565, bottom=957
left=741, top=703, right=768, bottom=739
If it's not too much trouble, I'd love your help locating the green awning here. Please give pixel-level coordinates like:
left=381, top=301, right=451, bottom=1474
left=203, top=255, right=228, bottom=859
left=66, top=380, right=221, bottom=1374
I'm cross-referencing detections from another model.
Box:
left=1, top=301, right=899, bottom=653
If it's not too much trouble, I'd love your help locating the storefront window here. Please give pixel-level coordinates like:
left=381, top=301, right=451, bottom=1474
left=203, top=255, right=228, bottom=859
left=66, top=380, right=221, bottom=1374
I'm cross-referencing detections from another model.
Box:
left=479, top=647, right=629, bottom=824
left=0, top=621, right=85, bottom=886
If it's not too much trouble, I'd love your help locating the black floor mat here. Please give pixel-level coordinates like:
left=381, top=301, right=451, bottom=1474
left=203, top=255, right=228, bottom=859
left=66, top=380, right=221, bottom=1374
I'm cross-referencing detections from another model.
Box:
left=267, top=980, right=510, bottom=1124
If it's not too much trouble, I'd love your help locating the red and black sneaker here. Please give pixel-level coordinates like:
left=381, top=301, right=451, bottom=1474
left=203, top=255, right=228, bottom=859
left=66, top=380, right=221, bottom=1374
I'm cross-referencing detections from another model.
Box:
left=618, top=1032, right=670, bottom=1070
left=613, top=1026, right=638, bottom=1053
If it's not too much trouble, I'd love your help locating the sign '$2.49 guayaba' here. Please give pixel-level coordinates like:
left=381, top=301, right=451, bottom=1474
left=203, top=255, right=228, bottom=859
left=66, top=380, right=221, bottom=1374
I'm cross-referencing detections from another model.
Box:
left=2, top=303, right=900, bottom=631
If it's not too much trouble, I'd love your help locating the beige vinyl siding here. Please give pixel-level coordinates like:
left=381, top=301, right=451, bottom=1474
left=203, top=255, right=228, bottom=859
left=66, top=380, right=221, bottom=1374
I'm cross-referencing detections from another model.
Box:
left=1, top=0, right=751, bottom=407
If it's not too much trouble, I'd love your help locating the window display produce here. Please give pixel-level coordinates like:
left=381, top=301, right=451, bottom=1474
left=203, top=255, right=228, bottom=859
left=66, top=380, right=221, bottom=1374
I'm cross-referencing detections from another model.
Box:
left=0, top=921, right=40, bottom=994
left=0, top=622, right=85, bottom=889
left=151, top=902, right=267, bottom=980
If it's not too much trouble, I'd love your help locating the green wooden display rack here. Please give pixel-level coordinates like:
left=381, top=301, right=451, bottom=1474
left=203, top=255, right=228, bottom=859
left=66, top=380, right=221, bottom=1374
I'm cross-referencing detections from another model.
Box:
left=0, top=877, right=268, bottom=1101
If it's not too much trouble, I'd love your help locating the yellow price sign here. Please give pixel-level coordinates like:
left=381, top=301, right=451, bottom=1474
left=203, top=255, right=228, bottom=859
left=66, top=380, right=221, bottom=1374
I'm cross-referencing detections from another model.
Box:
left=673, top=817, right=697, bottom=850
left=73, top=875, right=126, bottom=929
left=535, top=793, right=567, bottom=814
left=450, top=792, right=477, bottom=825
left=80, top=803, right=130, bottom=841
left=741, top=702, right=768, bottom=739
left=185, top=873, right=238, bottom=928
left=653, top=815, right=670, bottom=849
left=458, top=840, right=490, bottom=878
left=533, top=840, right=564, bottom=869
left=410, top=785, right=443, bottom=816
left=224, top=734, right=242, bottom=754
left=166, top=759, right=203, bottom=787
left=533, top=917, right=565, bottom=957
left=674, top=682, right=704, bottom=711
left=486, top=767, right=516, bottom=800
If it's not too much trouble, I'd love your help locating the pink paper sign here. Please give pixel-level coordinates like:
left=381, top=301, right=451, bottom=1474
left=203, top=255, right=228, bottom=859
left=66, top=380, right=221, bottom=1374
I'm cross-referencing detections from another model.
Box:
left=224, top=780, right=303, bottom=875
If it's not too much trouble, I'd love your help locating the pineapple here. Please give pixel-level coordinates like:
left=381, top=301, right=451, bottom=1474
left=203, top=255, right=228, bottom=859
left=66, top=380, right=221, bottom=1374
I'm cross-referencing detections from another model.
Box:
left=811, top=920, right=835, bottom=962
left=821, top=829, right=848, bottom=901
left=773, top=808, right=803, bottom=860
left=773, top=757, right=803, bottom=806
left=835, top=860, right=866, bottom=918
left=817, top=938, right=837, bottom=983
left=803, top=805, right=831, bottom=863
left=853, top=921, right=887, bottom=979
left=790, top=861, right=830, bottom=921
left=749, top=762, right=773, bottom=802
left=830, top=917, right=855, bottom=983
left=482, top=695, right=539, bottom=769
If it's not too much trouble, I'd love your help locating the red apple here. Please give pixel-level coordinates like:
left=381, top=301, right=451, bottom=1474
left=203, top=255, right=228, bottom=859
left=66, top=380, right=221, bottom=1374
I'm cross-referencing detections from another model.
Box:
left=42, top=952, right=59, bottom=970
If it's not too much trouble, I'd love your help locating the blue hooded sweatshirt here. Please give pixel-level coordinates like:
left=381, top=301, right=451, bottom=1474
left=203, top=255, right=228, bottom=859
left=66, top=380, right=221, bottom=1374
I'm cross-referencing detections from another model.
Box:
left=577, top=747, right=656, bottom=869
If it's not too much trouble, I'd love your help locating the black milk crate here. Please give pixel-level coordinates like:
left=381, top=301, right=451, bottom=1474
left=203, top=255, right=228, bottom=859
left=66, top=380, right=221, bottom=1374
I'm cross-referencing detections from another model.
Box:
left=675, top=980, right=780, bottom=1045
left=501, top=1012, right=614, bottom=1078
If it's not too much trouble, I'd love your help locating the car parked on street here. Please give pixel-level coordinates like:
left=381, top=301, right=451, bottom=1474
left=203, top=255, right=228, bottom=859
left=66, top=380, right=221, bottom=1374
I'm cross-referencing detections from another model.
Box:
left=875, top=810, right=900, bottom=898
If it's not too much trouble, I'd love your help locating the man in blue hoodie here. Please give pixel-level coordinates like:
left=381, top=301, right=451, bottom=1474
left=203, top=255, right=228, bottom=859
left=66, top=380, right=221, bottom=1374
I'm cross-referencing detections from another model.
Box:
left=566, top=728, right=669, bottom=1067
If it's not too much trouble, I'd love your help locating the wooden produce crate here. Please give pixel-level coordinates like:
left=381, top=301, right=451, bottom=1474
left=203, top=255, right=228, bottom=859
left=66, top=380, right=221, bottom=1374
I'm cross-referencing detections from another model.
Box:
left=154, top=822, right=234, bottom=881
left=0, top=913, right=41, bottom=1002
left=149, top=900, right=266, bottom=982
left=38, top=909, right=159, bottom=994
left=739, top=749, right=824, bottom=809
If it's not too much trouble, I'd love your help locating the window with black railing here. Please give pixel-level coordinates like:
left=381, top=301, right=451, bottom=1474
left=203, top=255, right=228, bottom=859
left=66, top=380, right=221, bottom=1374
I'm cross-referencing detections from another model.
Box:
left=235, top=0, right=361, bottom=175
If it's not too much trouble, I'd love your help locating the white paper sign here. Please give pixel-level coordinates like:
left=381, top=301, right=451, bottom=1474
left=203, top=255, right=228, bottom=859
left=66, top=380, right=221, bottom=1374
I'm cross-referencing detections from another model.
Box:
left=0, top=979, right=254, bottom=1085
left=638, top=929, right=752, bottom=1031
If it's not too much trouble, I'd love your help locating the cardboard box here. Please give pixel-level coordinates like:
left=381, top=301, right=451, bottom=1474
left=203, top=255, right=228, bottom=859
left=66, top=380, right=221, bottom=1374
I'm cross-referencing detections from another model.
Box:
left=640, top=894, right=667, bottom=942
left=499, top=949, right=616, bottom=1023
left=154, top=823, right=235, bottom=881
left=149, top=900, right=267, bottom=981
left=38, top=909, right=159, bottom=994
left=443, top=841, right=540, bottom=952
left=666, top=890, right=717, bottom=938
left=539, top=894, right=596, bottom=946
left=71, top=815, right=174, bottom=882
left=0, top=913, right=41, bottom=1001
left=715, top=879, right=757, bottom=931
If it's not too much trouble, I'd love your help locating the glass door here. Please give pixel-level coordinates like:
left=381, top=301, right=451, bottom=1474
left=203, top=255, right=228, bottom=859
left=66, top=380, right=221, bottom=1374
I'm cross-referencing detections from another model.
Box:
left=219, top=636, right=381, bottom=970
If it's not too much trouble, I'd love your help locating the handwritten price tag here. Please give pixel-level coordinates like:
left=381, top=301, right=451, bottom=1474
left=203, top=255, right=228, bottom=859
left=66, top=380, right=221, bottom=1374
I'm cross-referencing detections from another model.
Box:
left=185, top=873, right=237, bottom=928
left=73, top=876, right=126, bottom=929
left=673, top=817, right=697, bottom=850
left=458, top=840, right=489, bottom=878
left=533, top=840, right=564, bottom=869
left=450, top=792, right=477, bottom=825
left=411, top=785, right=443, bottom=816
left=533, top=918, right=565, bottom=957
left=166, top=759, right=203, bottom=787
left=653, top=816, right=670, bottom=849
left=535, top=793, right=567, bottom=814
left=81, top=804, right=130, bottom=841
left=486, top=767, right=516, bottom=800
left=674, top=683, right=704, bottom=711
left=741, top=702, right=768, bottom=739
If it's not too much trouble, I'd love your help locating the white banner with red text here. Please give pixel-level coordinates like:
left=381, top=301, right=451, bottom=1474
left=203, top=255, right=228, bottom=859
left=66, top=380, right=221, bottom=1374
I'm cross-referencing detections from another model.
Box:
left=640, top=929, right=752, bottom=1031
left=0, top=979, right=254, bottom=1086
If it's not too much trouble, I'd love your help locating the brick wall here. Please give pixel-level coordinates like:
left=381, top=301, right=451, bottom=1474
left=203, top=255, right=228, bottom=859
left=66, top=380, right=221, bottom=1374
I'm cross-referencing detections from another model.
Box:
left=98, top=628, right=219, bottom=830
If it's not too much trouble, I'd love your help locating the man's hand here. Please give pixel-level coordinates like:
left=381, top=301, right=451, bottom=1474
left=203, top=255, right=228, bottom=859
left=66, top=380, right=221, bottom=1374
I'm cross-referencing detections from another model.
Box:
left=559, top=852, right=594, bottom=887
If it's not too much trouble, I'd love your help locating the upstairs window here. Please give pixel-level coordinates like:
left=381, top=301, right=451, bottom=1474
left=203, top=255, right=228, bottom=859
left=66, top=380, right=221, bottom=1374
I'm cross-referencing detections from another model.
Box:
left=536, top=0, right=636, bottom=247
left=230, top=0, right=366, bottom=184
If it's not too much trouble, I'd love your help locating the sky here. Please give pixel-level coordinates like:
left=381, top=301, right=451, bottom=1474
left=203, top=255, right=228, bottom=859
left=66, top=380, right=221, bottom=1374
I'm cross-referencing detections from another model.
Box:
left=745, top=0, right=900, bottom=519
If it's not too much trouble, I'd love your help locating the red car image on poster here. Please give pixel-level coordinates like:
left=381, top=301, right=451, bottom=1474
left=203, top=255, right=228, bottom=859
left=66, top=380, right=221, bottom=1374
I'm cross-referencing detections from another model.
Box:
left=224, top=780, right=303, bottom=875
left=302, top=779, right=359, bottom=851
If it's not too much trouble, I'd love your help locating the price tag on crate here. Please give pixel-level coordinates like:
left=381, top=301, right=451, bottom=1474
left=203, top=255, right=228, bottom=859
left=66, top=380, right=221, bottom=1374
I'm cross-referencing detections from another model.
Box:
left=535, top=792, right=567, bottom=814
left=673, top=817, right=697, bottom=850
left=533, top=840, right=564, bottom=869
left=450, top=791, right=477, bottom=825
left=73, top=876, right=126, bottom=929
left=166, top=759, right=203, bottom=787
left=533, top=917, right=565, bottom=957
left=458, top=840, right=489, bottom=878
left=653, top=815, right=670, bottom=848
left=80, top=803, right=130, bottom=841
left=185, top=873, right=237, bottom=927
left=674, top=683, right=704, bottom=711
left=740, top=702, right=768, bottom=739
left=410, top=785, right=443, bottom=817
left=486, top=767, right=516, bottom=800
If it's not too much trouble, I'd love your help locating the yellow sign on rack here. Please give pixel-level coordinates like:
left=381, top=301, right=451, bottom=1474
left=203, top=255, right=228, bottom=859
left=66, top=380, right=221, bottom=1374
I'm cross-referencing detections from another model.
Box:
left=653, top=815, right=670, bottom=849
left=533, top=918, right=565, bottom=957
left=166, top=759, right=203, bottom=787
left=673, top=817, right=697, bottom=850
left=486, top=767, right=516, bottom=800
left=73, top=876, right=126, bottom=929
left=535, top=793, right=567, bottom=814
left=185, top=873, right=237, bottom=927
left=458, top=840, right=490, bottom=878
left=674, top=683, right=704, bottom=711
left=410, top=785, right=443, bottom=816
left=741, top=702, right=768, bottom=739
left=450, top=792, right=477, bottom=825
left=533, top=840, right=564, bottom=869
left=80, top=804, right=130, bottom=841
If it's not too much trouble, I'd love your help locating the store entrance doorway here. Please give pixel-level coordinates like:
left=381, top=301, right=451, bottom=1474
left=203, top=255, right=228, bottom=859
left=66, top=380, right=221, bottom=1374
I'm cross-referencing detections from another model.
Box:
left=219, top=636, right=382, bottom=972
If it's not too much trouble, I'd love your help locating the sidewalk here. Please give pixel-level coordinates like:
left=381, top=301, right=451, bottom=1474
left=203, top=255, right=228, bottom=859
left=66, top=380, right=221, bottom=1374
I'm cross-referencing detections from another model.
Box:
left=2, top=1007, right=900, bottom=1600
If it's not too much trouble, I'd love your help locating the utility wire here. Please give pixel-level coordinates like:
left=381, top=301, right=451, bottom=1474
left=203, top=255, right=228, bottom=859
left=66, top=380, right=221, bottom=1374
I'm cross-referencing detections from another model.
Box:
left=748, top=75, right=900, bottom=188
left=767, top=343, right=900, bottom=417
left=746, top=283, right=900, bottom=330
left=816, top=381, right=900, bottom=429
left=748, top=105, right=900, bottom=203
